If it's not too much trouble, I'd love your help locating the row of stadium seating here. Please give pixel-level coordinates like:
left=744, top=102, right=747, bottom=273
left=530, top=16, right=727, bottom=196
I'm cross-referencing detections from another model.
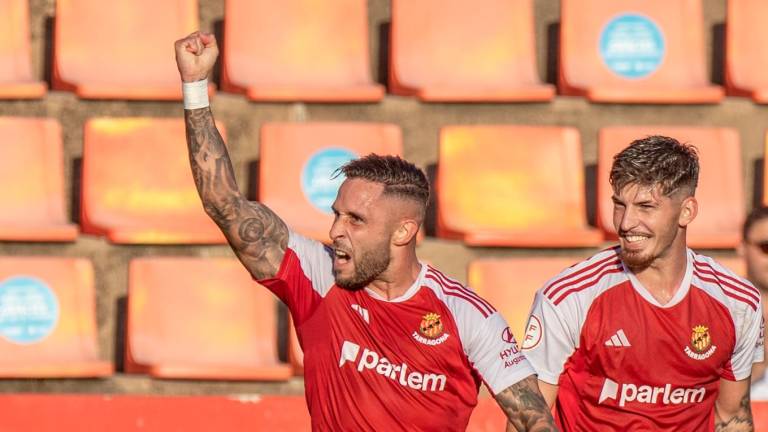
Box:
left=4, top=0, right=768, bottom=103
left=0, top=254, right=744, bottom=380
left=2, top=394, right=768, bottom=431
left=2, top=117, right=754, bottom=248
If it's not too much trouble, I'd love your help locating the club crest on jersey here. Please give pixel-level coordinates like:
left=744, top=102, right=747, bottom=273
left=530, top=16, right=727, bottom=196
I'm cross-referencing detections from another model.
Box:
left=412, top=312, right=449, bottom=346
left=684, top=325, right=716, bottom=360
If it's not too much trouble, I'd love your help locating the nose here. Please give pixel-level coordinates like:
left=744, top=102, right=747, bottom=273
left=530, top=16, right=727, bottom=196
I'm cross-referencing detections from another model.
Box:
left=329, top=215, right=344, bottom=241
left=616, top=205, right=639, bottom=234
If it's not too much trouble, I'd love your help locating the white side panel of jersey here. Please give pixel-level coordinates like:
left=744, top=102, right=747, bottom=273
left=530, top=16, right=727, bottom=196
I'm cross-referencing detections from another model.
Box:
left=522, top=248, right=627, bottom=385
left=423, top=267, right=535, bottom=395
left=288, top=231, right=335, bottom=297
left=691, top=253, right=764, bottom=380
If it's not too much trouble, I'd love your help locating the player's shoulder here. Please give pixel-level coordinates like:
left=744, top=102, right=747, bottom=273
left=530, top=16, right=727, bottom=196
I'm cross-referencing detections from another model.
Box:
left=690, top=252, right=761, bottom=314
left=538, top=246, right=626, bottom=308
left=422, top=264, right=497, bottom=321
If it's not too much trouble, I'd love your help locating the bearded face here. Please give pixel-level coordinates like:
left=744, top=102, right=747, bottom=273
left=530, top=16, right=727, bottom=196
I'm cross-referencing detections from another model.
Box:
left=613, top=184, right=687, bottom=271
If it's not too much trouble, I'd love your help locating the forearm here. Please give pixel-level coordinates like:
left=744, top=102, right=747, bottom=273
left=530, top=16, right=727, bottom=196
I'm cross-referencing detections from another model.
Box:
left=495, top=376, right=558, bottom=432
left=184, top=106, right=288, bottom=278
left=184, top=107, right=245, bottom=224
left=715, top=393, right=754, bottom=431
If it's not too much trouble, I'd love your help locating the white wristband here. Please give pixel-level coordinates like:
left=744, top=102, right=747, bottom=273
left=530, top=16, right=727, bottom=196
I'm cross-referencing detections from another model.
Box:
left=183, top=79, right=209, bottom=110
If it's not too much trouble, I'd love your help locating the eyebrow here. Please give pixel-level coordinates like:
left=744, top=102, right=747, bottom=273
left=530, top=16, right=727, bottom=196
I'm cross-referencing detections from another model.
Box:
left=611, top=195, right=656, bottom=206
left=331, top=206, right=365, bottom=221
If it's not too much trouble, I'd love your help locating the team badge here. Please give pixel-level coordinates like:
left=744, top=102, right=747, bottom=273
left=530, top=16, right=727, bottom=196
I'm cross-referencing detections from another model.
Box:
left=420, top=313, right=444, bottom=339
left=412, top=312, right=449, bottom=346
left=684, top=324, right=717, bottom=360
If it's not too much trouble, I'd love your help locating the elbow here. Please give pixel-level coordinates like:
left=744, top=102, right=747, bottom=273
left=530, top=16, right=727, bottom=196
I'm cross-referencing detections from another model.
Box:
left=202, top=195, right=243, bottom=225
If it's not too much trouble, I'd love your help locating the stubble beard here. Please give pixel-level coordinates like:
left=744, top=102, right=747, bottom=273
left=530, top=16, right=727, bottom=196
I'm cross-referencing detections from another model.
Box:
left=619, top=247, right=656, bottom=272
left=334, top=245, right=391, bottom=291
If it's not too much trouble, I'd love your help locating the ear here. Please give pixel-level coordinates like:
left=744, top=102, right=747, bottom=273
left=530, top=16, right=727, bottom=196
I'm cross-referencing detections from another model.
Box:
left=392, top=219, right=420, bottom=246
left=678, top=196, right=698, bottom=228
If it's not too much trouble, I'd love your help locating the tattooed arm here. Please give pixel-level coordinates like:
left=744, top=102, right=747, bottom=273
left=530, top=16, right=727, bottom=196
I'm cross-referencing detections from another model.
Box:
left=175, top=32, right=288, bottom=279
left=714, top=378, right=753, bottom=431
left=496, top=375, right=558, bottom=432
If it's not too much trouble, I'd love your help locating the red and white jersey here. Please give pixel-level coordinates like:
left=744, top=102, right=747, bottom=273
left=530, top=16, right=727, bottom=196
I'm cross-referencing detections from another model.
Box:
left=523, top=247, right=764, bottom=431
left=259, top=232, right=533, bottom=431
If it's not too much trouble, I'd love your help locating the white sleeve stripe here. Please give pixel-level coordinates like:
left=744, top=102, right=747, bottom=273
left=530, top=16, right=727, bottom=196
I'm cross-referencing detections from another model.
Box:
left=693, top=262, right=760, bottom=307
left=693, top=256, right=760, bottom=298
left=426, top=266, right=496, bottom=314
left=287, top=231, right=335, bottom=297
left=424, top=273, right=493, bottom=317
left=694, top=270, right=758, bottom=311
left=542, top=249, right=618, bottom=296
left=551, top=265, right=623, bottom=306
left=544, top=257, right=621, bottom=300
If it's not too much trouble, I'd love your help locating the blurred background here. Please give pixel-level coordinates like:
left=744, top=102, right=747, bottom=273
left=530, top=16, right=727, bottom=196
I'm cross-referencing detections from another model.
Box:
left=0, top=0, right=766, bottom=429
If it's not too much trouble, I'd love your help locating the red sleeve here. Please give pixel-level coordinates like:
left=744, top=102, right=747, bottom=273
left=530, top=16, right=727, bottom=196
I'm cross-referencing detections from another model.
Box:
left=257, top=248, right=324, bottom=327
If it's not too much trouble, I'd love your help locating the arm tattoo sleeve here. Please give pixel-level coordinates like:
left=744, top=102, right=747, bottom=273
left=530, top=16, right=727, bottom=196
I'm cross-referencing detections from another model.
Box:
left=715, top=392, right=754, bottom=432
left=495, top=375, right=559, bottom=432
left=184, top=107, right=288, bottom=278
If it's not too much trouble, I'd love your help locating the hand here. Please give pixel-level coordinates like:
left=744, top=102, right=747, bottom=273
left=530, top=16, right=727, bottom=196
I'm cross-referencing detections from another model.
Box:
left=174, top=31, right=218, bottom=83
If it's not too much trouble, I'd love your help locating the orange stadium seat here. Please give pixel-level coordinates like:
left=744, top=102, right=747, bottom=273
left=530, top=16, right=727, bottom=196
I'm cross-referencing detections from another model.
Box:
left=0, top=257, right=113, bottom=378
left=80, top=118, right=226, bottom=244
left=559, top=0, right=723, bottom=103
left=598, top=127, right=743, bottom=248
left=0, top=118, right=77, bottom=241
left=221, top=0, right=384, bottom=102
left=468, top=257, right=580, bottom=347
left=259, top=122, right=402, bottom=242
left=126, top=257, right=293, bottom=381
left=0, top=0, right=46, bottom=98
left=725, top=0, right=768, bottom=102
left=389, top=0, right=554, bottom=102
left=436, top=126, right=602, bottom=247
left=0, top=394, right=311, bottom=431
left=52, top=0, right=208, bottom=100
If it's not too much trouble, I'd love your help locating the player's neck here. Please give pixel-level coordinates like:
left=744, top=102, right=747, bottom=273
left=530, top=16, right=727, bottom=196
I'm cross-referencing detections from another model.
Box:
left=632, top=241, right=689, bottom=305
left=367, top=252, right=422, bottom=300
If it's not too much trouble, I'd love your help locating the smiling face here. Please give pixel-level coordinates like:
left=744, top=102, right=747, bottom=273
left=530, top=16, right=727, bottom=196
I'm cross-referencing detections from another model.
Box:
left=329, top=178, right=396, bottom=290
left=612, top=183, right=696, bottom=270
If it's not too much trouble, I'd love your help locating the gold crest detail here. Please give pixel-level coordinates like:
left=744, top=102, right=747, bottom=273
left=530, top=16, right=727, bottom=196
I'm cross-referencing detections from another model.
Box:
left=419, top=312, right=444, bottom=339
left=691, top=325, right=711, bottom=353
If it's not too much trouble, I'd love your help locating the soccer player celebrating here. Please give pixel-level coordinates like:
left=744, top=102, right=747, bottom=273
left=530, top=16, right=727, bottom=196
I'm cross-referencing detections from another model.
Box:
left=523, top=136, right=764, bottom=431
left=174, top=31, right=557, bottom=431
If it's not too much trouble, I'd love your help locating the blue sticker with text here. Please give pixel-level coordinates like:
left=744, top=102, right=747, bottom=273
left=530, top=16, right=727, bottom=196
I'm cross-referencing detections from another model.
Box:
left=0, top=276, right=59, bottom=344
left=301, top=148, right=358, bottom=214
left=599, top=14, right=665, bottom=79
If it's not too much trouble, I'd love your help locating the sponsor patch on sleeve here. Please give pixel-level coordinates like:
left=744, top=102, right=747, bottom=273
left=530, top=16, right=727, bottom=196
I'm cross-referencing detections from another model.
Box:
left=522, top=315, right=542, bottom=350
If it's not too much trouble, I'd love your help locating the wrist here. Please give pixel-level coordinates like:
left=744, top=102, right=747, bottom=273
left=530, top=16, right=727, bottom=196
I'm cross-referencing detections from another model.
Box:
left=182, top=79, right=209, bottom=110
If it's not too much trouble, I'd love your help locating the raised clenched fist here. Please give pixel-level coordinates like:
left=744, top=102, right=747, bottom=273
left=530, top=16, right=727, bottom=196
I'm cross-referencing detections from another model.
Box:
left=174, top=31, right=218, bottom=83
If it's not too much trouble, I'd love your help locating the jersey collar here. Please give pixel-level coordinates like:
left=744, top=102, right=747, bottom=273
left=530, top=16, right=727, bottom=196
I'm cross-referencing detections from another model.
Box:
left=623, top=248, right=694, bottom=308
left=364, top=263, right=427, bottom=303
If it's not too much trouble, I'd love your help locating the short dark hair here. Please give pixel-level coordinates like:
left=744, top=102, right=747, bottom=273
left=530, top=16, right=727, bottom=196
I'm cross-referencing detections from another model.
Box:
left=338, top=154, right=430, bottom=209
left=610, top=135, right=699, bottom=197
left=743, top=206, right=768, bottom=240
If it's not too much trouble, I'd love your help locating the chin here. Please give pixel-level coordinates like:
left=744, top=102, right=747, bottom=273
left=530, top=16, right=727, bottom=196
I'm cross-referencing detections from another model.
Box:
left=333, top=273, right=370, bottom=291
left=619, top=249, right=655, bottom=270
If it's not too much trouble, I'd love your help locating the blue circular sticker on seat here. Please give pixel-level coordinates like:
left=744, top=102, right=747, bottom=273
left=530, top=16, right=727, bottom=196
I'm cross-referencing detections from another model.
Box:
left=0, top=276, right=59, bottom=344
left=599, top=14, right=665, bottom=79
left=301, top=148, right=358, bottom=214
